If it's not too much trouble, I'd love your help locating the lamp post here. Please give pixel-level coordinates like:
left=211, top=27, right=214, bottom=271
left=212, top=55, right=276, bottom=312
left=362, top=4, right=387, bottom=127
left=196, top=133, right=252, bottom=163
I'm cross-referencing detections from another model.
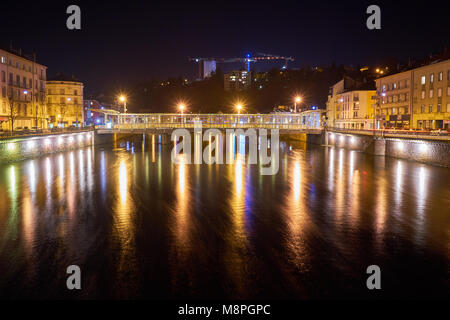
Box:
left=179, top=103, right=185, bottom=126
left=119, top=95, right=127, bottom=113
left=294, top=96, right=302, bottom=113
left=235, top=103, right=243, bottom=126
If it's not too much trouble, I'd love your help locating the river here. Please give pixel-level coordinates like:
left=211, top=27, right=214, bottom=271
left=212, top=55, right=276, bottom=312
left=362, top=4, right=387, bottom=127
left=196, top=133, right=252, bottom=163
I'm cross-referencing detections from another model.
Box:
left=0, top=135, right=448, bottom=299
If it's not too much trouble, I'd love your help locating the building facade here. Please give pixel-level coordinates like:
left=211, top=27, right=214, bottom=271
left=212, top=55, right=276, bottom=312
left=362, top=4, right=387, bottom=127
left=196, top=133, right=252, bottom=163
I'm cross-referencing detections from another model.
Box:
left=224, top=71, right=251, bottom=91
left=0, top=48, right=47, bottom=131
left=46, top=75, right=84, bottom=128
left=375, top=57, right=450, bottom=130
left=326, top=78, right=377, bottom=129
left=375, top=70, right=412, bottom=129
left=412, top=59, right=450, bottom=129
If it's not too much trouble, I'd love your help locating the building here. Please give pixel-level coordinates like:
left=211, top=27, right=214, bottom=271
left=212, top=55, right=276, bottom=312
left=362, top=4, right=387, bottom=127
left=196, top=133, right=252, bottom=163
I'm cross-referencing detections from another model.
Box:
left=0, top=47, right=47, bottom=131
left=411, top=59, right=450, bottom=130
left=224, top=71, right=251, bottom=91
left=375, top=56, right=450, bottom=130
left=46, top=74, right=84, bottom=128
left=375, top=70, right=412, bottom=129
left=326, top=77, right=377, bottom=129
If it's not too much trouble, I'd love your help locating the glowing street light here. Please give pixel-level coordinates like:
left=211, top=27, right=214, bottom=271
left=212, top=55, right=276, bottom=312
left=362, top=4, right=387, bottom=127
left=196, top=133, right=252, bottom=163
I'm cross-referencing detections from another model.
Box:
left=235, top=103, right=243, bottom=114
left=294, top=95, right=302, bottom=113
left=119, top=95, right=127, bottom=113
left=178, top=103, right=185, bottom=114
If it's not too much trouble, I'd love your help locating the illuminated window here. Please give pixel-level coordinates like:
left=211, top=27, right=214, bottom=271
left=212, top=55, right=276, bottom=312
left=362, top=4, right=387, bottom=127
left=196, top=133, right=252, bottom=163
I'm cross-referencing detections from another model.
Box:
left=421, top=90, right=425, bottom=99
left=438, top=72, right=443, bottom=81
left=428, top=105, right=433, bottom=113
left=421, top=75, right=426, bottom=84
left=429, top=89, right=433, bottom=98
left=420, top=105, right=425, bottom=113
left=447, top=103, right=450, bottom=112
left=437, top=88, right=442, bottom=97
left=430, top=74, right=434, bottom=83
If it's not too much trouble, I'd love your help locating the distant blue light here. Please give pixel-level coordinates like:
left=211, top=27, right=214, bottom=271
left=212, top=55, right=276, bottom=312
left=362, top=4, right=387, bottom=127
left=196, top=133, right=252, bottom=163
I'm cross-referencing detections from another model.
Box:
left=246, top=53, right=250, bottom=58
left=311, top=106, right=317, bottom=110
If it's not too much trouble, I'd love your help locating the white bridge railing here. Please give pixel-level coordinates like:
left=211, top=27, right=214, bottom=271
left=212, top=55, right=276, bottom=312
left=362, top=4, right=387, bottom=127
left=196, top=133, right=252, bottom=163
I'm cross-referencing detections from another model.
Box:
left=107, top=111, right=324, bottom=131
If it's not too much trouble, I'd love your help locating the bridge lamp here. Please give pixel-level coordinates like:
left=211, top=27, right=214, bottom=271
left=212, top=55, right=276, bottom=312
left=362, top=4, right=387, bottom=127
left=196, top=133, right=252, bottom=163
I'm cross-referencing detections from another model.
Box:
left=235, top=104, right=243, bottom=114
left=119, top=95, right=127, bottom=113
left=179, top=104, right=185, bottom=114
left=294, top=96, right=302, bottom=113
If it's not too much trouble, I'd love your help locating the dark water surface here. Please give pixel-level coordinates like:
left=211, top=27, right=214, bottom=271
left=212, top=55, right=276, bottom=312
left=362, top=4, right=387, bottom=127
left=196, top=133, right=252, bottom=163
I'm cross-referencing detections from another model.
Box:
left=0, top=135, right=448, bottom=299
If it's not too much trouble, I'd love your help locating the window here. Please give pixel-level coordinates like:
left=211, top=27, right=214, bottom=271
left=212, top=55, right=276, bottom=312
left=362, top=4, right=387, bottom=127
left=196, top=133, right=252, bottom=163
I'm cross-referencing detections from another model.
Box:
left=438, top=88, right=442, bottom=97
left=405, top=79, right=409, bottom=88
left=421, top=105, right=425, bottom=113
left=0, top=56, right=5, bottom=64
left=60, top=97, right=65, bottom=104
left=393, top=95, right=398, bottom=102
left=430, top=74, right=434, bottom=83
left=393, top=83, right=397, bottom=89
left=447, top=103, right=450, bottom=112
left=438, top=72, right=443, bottom=81
left=429, top=89, right=433, bottom=98
left=447, top=86, right=450, bottom=96
left=428, top=105, right=433, bottom=113
left=1, top=87, right=5, bottom=98
left=421, top=75, right=426, bottom=84
left=392, top=108, right=397, bottom=114
left=60, top=89, right=65, bottom=95
left=74, top=90, right=78, bottom=95
left=421, top=90, right=425, bottom=99
left=382, top=85, right=386, bottom=92
left=1, top=71, right=4, bottom=82
left=437, top=104, right=441, bottom=113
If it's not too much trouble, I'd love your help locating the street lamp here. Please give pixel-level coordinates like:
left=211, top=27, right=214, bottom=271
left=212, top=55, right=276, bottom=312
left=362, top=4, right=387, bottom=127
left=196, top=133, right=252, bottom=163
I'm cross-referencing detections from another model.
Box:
left=179, top=103, right=185, bottom=115
left=294, top=96, right=302, bottom=113
left=119, top=95, right=127, bottom=113
left=178, top=103, right=185, bottom=126
left=236, top=103, right=243, bottom=115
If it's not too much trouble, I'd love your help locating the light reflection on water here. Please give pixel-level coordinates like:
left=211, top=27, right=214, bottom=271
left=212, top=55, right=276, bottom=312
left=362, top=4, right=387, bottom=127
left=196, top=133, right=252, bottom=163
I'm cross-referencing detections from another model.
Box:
left=0, top=137, right=448, bottom=299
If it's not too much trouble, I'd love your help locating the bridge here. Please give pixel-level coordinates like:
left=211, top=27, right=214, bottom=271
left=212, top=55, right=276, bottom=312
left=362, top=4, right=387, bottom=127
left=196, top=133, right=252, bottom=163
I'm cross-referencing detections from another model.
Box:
left=96, top=110, right=324, bottom=134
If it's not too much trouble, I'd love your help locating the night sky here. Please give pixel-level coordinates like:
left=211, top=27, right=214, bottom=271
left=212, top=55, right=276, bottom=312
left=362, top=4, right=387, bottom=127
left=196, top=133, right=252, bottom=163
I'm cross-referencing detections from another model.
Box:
left=1, top=0, right=448, bottom=96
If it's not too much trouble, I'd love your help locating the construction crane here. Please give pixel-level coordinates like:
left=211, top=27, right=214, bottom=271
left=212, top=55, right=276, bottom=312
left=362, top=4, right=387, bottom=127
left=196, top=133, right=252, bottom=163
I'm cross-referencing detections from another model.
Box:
left=189, top=53, right=294, bottom=79
left=254, top=53, right=295, bottom=69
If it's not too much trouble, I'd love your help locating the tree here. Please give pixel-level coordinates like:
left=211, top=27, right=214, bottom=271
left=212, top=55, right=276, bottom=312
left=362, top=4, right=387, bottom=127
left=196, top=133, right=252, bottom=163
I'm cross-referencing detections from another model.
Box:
left=6, top=88, right=19, bottom=132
